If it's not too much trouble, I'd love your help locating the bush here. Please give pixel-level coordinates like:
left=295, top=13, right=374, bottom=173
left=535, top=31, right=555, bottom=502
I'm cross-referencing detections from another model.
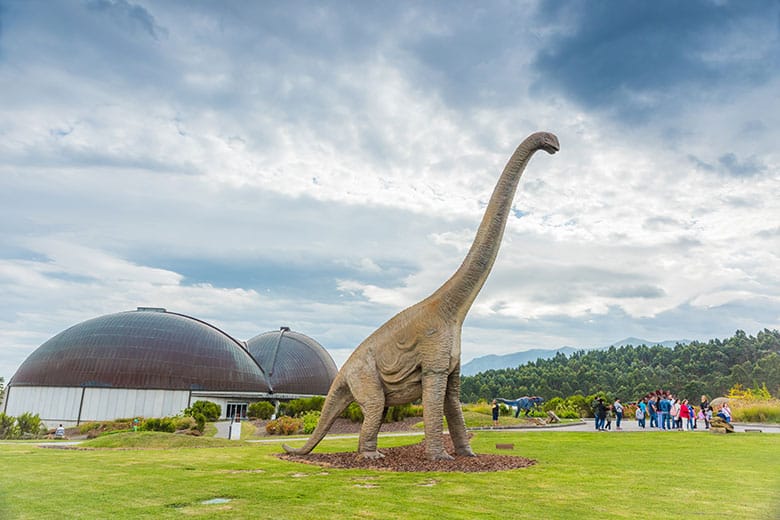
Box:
left=281, top=396, right=325, bottom=417
left=301, top=411, right=321, bottom=434
left=173, top=416, right=197, bottom=431
left=265, top=416, right=302, bottom=435
left=193, top=413, right=206, bottom=432
left=142, top=417, right=176, bottom=433
left=248, top=401, right=275, bottom=420
left=16, top=412, right=45, bottom=438
left=77, top=420, right=133, bottom=435
left=185, top=401, right=221, bottom=422
left=0, top=413, right=19, bottom=439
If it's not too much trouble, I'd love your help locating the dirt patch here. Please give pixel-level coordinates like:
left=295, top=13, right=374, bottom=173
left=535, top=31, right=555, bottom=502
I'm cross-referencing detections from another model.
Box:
left=278, top=434, right=535, bottom=473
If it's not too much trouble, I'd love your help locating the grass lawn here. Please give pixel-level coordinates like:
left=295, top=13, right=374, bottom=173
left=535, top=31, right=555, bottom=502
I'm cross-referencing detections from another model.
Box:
left=1, top=430, right=778, bottom=519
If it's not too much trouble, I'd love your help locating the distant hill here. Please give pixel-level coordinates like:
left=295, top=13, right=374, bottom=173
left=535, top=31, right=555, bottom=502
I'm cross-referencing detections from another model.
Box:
left=461, top=337, right=690, bottom=376
left=461, top=347, right=578, bottom=376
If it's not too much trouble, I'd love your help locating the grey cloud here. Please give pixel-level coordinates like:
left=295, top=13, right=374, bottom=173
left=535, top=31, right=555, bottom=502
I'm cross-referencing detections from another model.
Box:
left=756, top=227, right=780, bottom=238
left=607, top=284, right=666, bottom=299
left=688, top=152, right=768, bottom=177
left=532, top=1, right=780, bottom=122
left=86, top=0, right=167, bottom=41
left=718, top=153, right=766, bottom=177
left=643, top=216, right=683, bottom=231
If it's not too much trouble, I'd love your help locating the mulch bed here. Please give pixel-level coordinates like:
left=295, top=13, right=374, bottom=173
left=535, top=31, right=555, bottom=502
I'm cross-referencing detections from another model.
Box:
left=278, top=434, right=536, bottom=473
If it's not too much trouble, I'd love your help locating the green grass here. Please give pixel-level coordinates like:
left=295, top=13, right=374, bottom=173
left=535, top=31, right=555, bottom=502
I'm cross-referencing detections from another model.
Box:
left=1, top=430, right=778, bottom=519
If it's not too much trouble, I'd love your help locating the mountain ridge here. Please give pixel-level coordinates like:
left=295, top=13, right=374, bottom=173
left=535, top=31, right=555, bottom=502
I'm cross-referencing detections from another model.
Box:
left=461, top=337, right=690, bottom=376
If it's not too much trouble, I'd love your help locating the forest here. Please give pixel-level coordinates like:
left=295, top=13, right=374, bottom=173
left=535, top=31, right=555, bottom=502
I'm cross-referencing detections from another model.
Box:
left=460, top=329, right=780, bottom=403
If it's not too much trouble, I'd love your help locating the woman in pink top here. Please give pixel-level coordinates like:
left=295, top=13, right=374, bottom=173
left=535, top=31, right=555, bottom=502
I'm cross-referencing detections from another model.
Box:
left=679, top=399, right=691, bottom=430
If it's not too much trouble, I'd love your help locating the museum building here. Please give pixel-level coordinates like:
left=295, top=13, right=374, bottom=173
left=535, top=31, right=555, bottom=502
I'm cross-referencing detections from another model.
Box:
left=3, top=307, right=338, bottom=426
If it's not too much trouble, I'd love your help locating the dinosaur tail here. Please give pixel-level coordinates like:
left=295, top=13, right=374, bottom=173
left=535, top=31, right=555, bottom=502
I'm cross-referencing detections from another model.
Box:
left=282, top=375, right=354, bottom=455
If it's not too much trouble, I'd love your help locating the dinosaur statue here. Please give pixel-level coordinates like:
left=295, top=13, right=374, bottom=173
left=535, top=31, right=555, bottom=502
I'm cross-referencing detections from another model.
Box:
left=497, top=396, right=545, bottom=418
left=283, top=131, right=559, bottom=460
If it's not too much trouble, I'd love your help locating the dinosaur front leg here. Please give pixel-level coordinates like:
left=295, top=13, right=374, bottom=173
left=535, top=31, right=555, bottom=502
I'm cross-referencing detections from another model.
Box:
left=444, top=370, right=475, bottom=457
left=422, top=369, right=453, bottom=460
left=355, top=380, right=386, bottom=459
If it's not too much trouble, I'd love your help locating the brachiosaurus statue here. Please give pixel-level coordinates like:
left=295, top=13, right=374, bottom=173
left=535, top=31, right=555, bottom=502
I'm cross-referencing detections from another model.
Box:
left=283, top=131, right=559, bottom=460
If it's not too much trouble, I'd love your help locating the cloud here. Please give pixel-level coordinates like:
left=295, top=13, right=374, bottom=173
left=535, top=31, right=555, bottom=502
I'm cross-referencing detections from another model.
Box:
left=533, top=1, right=780, bottom=122
left=1, top=2, right=779, bottom=380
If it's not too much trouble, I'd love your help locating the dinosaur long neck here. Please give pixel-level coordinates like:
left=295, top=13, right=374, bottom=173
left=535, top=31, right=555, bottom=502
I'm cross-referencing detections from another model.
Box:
left=436, top=135, right=541, bottom=321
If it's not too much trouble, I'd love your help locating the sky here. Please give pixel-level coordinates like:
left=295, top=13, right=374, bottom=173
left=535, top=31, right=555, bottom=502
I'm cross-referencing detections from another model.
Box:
left=1, top=0, right=779, bottom=380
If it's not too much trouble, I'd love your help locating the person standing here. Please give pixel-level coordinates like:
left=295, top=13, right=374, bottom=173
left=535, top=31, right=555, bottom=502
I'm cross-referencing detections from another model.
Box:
left=613, top=398, right=624, bottom=430
left=699, top=395, right=710, bottom=429
left=595, top=398, right=607, bottom=431
left=491, top=399, right=500, bottom=427
left=679, top=399, right=691, bottom=430
left=659, top=394, right=671, bottom=430
left=647, top=395, right=657, bottom=428
left=636, top=399, right=646, bottom=428
left=670, top=398, right=681, bottom=430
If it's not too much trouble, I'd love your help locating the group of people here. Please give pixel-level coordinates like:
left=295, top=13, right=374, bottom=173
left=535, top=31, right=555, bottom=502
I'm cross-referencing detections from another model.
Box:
left=635, top=392, right=731, bottom=430
left=594, top=392, right=733, bottom=431
left=593, top=397, right=625, bottom=431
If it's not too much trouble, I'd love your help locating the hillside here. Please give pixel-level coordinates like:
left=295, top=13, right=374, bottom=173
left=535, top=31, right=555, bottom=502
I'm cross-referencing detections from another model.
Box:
left=460, top=329, right=780, bottom=402
left=462, top=337, right=687, bottom=376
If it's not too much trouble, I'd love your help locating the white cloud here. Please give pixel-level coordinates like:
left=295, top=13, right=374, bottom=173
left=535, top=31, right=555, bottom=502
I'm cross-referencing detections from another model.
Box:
left=1, top=2, right=778, bottom=380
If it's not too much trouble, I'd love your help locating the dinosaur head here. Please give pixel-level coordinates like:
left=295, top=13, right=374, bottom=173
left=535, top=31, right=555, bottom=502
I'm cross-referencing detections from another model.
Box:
left=533, top=131, right=560, bottom=155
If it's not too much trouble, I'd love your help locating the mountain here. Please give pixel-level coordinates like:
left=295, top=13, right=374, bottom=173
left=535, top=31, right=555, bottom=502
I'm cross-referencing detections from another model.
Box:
left=461, top=337, right=691, bottom=376
left=461, top=347, right=578, bottom=376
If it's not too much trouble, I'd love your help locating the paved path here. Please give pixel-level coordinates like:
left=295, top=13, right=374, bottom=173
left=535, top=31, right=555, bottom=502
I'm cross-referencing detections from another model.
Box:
left=527, top=419, right=780, bottom=434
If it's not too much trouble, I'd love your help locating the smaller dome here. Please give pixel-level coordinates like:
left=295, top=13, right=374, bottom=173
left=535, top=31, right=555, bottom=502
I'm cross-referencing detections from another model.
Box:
left=246, top=327, right=338, bottom=395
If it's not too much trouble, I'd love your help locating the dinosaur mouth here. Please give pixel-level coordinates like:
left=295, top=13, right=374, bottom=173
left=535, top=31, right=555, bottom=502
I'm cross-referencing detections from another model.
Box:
left=542, top=142, right=559, bottom=154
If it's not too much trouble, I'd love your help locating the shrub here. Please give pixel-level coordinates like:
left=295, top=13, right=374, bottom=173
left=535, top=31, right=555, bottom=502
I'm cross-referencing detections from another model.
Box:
left=185, top=401, right=221, bottom=422
left=265, top=416, right=302, bottom=435
left=0, top=413, right=19, bottom=439
left=248, top=401, right=275, bottom=420
left=142, top=417, right=176, bottom=433
left=77, top=420, right=132, bottom=435
left=173, top=416, right=197, bottom=431
left=301, top=411, right=321, bottom=434
left=281, top=396, right=325, bottom=417
left=16, top=412, right=45, bottom=438
left=193, top=413, right=206, bottom=432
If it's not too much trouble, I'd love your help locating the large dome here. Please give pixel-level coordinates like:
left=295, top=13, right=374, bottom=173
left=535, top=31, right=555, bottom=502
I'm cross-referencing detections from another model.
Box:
left=10, top=308, right=269, bottom=392
left=246, top=327, right=338, bottom=395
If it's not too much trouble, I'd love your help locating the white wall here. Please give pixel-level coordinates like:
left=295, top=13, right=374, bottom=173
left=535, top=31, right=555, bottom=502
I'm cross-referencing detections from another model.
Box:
left=4, top=386, right=190, bottom=427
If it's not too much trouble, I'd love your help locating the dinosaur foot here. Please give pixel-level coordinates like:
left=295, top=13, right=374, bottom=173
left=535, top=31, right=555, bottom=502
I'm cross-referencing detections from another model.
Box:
left=359, top=450, right=385, bottom=460
left=455, top=446, right=477, bottom=457
left=426, top=450, right=455, bottom=461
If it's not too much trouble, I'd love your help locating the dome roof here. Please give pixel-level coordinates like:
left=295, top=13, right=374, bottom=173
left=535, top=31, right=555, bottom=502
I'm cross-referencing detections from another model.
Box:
left=10, top=308, right=269, bottom=392
left=246, top=327, right=338, bottom=395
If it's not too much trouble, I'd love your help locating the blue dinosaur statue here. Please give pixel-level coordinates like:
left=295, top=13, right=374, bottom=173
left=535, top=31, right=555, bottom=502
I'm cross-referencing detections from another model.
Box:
left=496, top=396, right=544, bottom=418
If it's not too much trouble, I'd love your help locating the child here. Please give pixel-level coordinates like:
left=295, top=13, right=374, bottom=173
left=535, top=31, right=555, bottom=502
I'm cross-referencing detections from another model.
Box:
left=605, top=405, right=614, bottom=431
left=697, top=408, right=705, bottom=429
left=635, top=404, right=646, bottom=428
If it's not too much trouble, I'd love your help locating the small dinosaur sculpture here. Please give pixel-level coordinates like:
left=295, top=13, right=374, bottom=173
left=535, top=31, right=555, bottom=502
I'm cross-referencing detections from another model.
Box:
left=497, top=396, right=544, bottom=418
left=283, top=131, right=559, bottom=460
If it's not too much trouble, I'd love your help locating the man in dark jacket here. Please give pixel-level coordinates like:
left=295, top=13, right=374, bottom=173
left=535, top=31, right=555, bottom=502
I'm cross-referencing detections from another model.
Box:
left=594, top=398, right=607, bottom=431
